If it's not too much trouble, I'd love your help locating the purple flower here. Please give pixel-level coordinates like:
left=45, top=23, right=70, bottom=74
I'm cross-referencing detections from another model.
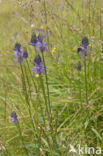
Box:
left=23, top=50, right=28, bottom=59
left=11, top=112, right=18, bottom=123
left=82, top=36, right=89, bottom=46
left=81, top=36, right=89, bottom=52
left=13, top=43, right=28, bottom=63
left=14, top=43, right=21, bottom=52
left=33, top=55, right=45, bottom=77
left=38, top=33, right=44, bottom=42
left=36, top=40, right=47, bottom=53
left=30, top=32, right=47, bottom=53
left=30, top=33, right=38, bottom=46
left=77, top=37, right=90, bottom=58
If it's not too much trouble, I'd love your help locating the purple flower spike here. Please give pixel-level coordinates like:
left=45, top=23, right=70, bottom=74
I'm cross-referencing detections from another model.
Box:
left=38, top=34, right=44, bottom=43
left=30, top=32, right=47, bottom=53
left=34, top=54, right=42, bottom=65
left=30, top=33, right=38, bottom=46
left=13, top=43, right=28, bottom=63
left=77, top=36, right=90, bottom=58
left=23, top=50, right=28, bottom=59
left=36, top=40, right=47, bottom=53
left=11, top=112, right=18, bottom=123
left=82, top=37, right=89, bottom=46
left=81, top=36, right=89, bottom=53
left=14, top=43, right=21, bottom=52
left=33, top=55, right=45, bottom=77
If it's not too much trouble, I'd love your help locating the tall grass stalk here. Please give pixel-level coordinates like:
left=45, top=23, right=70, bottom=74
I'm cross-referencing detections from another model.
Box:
left=99, top=8, right=102, bottom=80
left=42, top=0, right=52, bottom=122
left=41, top=53, right=51, bottom=116
left=40, top=0, right=53, bottom=125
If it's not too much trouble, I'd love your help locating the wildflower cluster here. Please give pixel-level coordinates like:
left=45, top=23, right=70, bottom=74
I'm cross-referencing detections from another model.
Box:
left=12, top=29, right=47, bottom=122
left=30, top=31, right=47, bottom=53
left=30, top=30, right=46, bottom=77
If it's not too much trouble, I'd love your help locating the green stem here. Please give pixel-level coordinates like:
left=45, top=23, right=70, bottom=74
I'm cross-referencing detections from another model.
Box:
left=84, top=59, right=88, bottom=105
left=16, top=122, right=29, bottom=156
left=20, top=64, right=37, bottom=131
left=41, top=53, right=51, bottom=116
left=78, top=71, right=82, bottom=107
left=26, top=60, right=38, bottom=92
left=43, top=0, right=52, bottom=121
left=26, top=60, right=46, bottom=127
left=20, top=63, right=42, bottom=154
left=20, top=64, right=31, bottom=114
left=40, top=76, right=50, bottom=120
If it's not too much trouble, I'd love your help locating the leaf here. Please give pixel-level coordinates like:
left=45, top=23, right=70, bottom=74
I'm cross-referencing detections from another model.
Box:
left=92, top=128, right=102, bottom=141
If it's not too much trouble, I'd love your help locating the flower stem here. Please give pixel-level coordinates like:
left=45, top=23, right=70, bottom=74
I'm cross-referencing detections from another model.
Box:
left=41, top=53, right=52, bottom=120
left=16, top=122, right=29, bottom=156
left=84, top=59, right=88, bottom=105
left=26, top=60, right=46, bottom=127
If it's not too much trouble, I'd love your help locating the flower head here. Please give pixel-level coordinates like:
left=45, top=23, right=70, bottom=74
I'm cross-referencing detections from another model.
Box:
left=30, top=31, right=47, bottom=53
left=52, top=47, right=56, bottom=54
left=11, top=112, right=18, bottom=123
left=23, top=50, right=28, bottom=59
left=82, top=36, right=89, bottom=46
left=81, top=36, right=89, bottom=52
left=33, top=55, right=45, bottom=77
left=14, top=43, right=21, bottom=52
left=36, top=39, right=47, bottom=53
left=30, top=33, right=38, bottom=46
left=77, top=36, right=89, bottom=58
left=13, top=43, right=28, bottom=63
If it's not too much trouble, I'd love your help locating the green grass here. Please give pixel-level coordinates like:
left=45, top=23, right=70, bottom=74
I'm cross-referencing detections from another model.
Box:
left=0, top=0, right=103, bottom=155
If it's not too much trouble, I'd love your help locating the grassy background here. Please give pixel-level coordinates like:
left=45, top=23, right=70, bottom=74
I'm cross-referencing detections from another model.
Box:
left=0, top=0, right=103, bottom=155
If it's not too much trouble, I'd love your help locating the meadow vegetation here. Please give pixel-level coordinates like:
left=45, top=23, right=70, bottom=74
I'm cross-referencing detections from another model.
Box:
left=0, top=0, right=103, bottom=155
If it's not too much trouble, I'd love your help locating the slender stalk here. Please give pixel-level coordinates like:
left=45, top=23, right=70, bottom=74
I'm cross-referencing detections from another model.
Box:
left=78, top=71, right=82, bottom=107
left=20, top=63, right=42, bottom=155
left=43, top=0, right=50, bottom=47
left=20, top=64, right=31, bottom=115
left=84, top=59, right=88, bottom=105
left=100, top=8, right=102, bottom=40
left=43, top=1, right=52, bottom=123
left=41, top=52, right=51, bottom=116
left=26, top=60, right=46, bottom=127
left=88, top=0, right=91, bottom=35
left=26, top=60, right=38, bottom=92
left=20, top=64, right=37, bottom=131
left=99, top=8, right=102, bottom=80
left=16, top=122, right=29, bottom=156
left=40, top=75, right=50, bottom=121
left=24, top=64, right=32, bottom=99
